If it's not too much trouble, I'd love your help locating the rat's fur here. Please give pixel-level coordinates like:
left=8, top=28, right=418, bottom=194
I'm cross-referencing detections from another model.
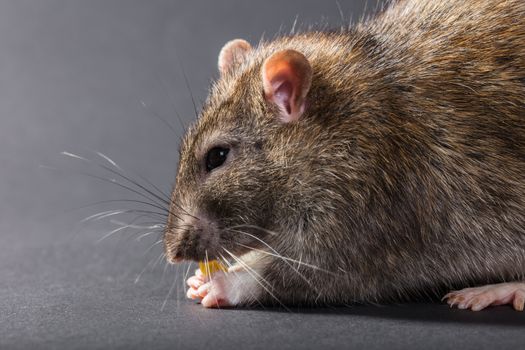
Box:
left=165, top=0, right=525, bottom=305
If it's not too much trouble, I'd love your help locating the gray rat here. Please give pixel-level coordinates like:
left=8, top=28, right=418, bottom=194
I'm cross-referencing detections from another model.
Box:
left=164, top=0, right=525, bottom=311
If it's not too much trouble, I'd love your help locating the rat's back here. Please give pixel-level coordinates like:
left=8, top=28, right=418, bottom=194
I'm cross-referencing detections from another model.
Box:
left=358, top=0, right=525, bottom=309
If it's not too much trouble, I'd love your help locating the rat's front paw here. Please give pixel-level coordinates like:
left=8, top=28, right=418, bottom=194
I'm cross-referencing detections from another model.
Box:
left=186, top=269, right=232, bottom=308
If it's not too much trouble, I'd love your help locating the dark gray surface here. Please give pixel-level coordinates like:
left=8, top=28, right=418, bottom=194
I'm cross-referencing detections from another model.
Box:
left=1, top=1, right=524, bottom=349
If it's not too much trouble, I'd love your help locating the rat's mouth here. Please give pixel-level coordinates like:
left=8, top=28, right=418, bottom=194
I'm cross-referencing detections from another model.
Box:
left=164, top=204, right=272, bottom=264
left=164, top=229, right=215, bottom=263
left=164, top=224, right=267, bottom=264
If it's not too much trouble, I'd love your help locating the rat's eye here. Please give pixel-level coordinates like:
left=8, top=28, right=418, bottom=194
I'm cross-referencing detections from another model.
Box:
left=205, top=147, right=230, bottom=172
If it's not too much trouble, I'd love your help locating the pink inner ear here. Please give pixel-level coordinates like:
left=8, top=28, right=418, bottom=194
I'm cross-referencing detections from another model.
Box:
left=218, top=39, right=252, bottom=75
left=262, top=50, right=312, bottom=123
left=273, top=81, right=293, bottom=115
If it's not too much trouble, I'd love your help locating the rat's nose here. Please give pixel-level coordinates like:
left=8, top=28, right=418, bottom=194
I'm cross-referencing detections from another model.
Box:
left=164, top=228, right=192, bottom=263
left=164, top=224, right=191, bottom=263
left=164, top=210, right=201, bottom=263
left=168, top=251, right=184, bottom=263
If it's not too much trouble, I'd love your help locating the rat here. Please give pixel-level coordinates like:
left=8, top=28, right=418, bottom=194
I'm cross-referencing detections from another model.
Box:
left=164, top=0, right=525, bottom=311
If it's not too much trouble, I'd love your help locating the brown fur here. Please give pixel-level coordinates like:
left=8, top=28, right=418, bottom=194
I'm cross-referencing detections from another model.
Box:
left=165, top=0, right=525, bottom=305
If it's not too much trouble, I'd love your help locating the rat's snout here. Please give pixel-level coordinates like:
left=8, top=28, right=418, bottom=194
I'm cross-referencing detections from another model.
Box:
left=164, top=210, right=219, bottom=263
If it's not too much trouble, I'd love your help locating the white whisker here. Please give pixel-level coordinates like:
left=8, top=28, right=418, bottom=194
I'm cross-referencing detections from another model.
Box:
left=218, top=252, right=265, bottom=309
left=235, top=242, right=338, bottom=276
left=223, top=247, right=290, bottom=311
left=110, top=219, right=165, bottom=230
left=182, top=262, right=193, bottom=295
left=205, top=250, right=220, bottom=308
left=227, top=228, right=321, bottom=293
left=228, top=224, right=278, bottom=236
left=96, top=223, right=133, bottom=243
left=135, top=230, right=160, bottom=241
left=143, top=239, right=163, bottom=255
left=135, top=251, right=163, bottom=284
left=95, top=151, right=123, bottom=171
left=161, top=268, right=178, bottom=312
left=81, top=210, right=125, bottom=223
left=61, top=151, right=90, bottom=162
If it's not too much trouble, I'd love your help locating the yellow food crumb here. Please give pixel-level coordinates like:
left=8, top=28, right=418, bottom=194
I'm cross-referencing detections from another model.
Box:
left=199, top=260, right=227, bottom=277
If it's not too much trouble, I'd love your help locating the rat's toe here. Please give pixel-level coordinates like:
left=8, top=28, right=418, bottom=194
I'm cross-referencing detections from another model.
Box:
left=198, top=272, right=232, bottom=308
left=469, top=295, right=494, bottom=311
left=512, top=289, right=525, bottom=311
left=186, top=287, right=201, bottom=300
left=201, top=288, right=231, bottom=308
left=187, top=275, right=206, bottom=289
left=197, top=282, right=212, bottom=297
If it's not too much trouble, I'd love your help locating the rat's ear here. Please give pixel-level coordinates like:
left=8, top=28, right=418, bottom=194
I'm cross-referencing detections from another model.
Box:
left=262, top=49, right=312, bottom=123
left=218, top=39, right=252, bottom=75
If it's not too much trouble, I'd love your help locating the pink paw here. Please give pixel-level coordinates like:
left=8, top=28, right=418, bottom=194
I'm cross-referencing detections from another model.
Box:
left=186, top=269, right=232, bottom=308
left=444, top=282, right=525, bottom=311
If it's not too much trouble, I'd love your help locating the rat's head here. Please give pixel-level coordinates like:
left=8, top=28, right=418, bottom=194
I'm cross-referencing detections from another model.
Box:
left=164, top=38, right=317, bottom=263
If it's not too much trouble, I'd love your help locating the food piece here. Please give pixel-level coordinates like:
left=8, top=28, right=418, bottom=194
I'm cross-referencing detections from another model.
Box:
left=198, top=260, right=227, bottom=277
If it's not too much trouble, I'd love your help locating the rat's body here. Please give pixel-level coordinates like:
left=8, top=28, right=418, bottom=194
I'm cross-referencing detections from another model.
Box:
left=165, top=0, right=525, bottom=310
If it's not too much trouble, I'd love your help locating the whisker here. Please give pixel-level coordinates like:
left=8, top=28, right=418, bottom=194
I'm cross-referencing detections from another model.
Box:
left=151, top=252, right=166, bottom=272
left=94, top=151, right=122, bottom=171
left=226, top=228, right=322, bottom=293
left=223, top=247, right=290, bottom=311
left=143, top=239, right=163, bottom=255
left=228, top=224, right=279, bottom=236
left=182, top=262, right=193, bottom=295
left=235, top=242, right=338, bottom=276
left=153, top=73, right=188, bottom=134
left=135, top=251, right=165, bottom=284
left=97, top=152, right=171, bottom=204
left=177, top=57, right=199, bottom=118
left=95, top=215, right=163, bottom=243
left=96, top=224, right=135, bottom=244
left=224, top=228, right=280, bottom=256
left=166, top=199, right=201, bottom=223
left=90, top=209, right=167, bottom=223
left=161, top=267, right=179, bottom=312
left=140, top=99, right=181, bottom=139
left=218, top=252, right=265, bottom=309
left=62, top=151, right=170, bottom=207
left=45, top=164, right=189, bottom=224
left=161, top=260, right=171, bottom=284
left=72, top=199, right=171, bottom=215
left=94, top=150, right=172, bottom=204
left=44, top=163, right=168, bottom=212
left=136, top=230, right=162, bottom=242
left=109, top=219, right=164, bottom=230
left=175, top=263, right=181, bottom=310
left=60, top=151, right=89, bottom=162
left=205, top=250, right=220, bottom=308
left=81, top=209, right=126, bottom=223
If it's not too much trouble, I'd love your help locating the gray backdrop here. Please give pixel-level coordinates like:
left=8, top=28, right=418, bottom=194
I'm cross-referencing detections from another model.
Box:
left=1, top=1, right=524, bottom=349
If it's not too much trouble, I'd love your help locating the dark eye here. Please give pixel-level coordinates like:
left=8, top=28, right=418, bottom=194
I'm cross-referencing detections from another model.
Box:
left=205, top=147, right=230, bottom=172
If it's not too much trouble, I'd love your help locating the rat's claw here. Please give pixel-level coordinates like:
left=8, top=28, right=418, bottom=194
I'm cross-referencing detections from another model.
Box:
left=512, top=290, right=525, bottom=311
left=444, top=282, right=525, bottom=311
left=186, top=287, right=200, bottom=300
